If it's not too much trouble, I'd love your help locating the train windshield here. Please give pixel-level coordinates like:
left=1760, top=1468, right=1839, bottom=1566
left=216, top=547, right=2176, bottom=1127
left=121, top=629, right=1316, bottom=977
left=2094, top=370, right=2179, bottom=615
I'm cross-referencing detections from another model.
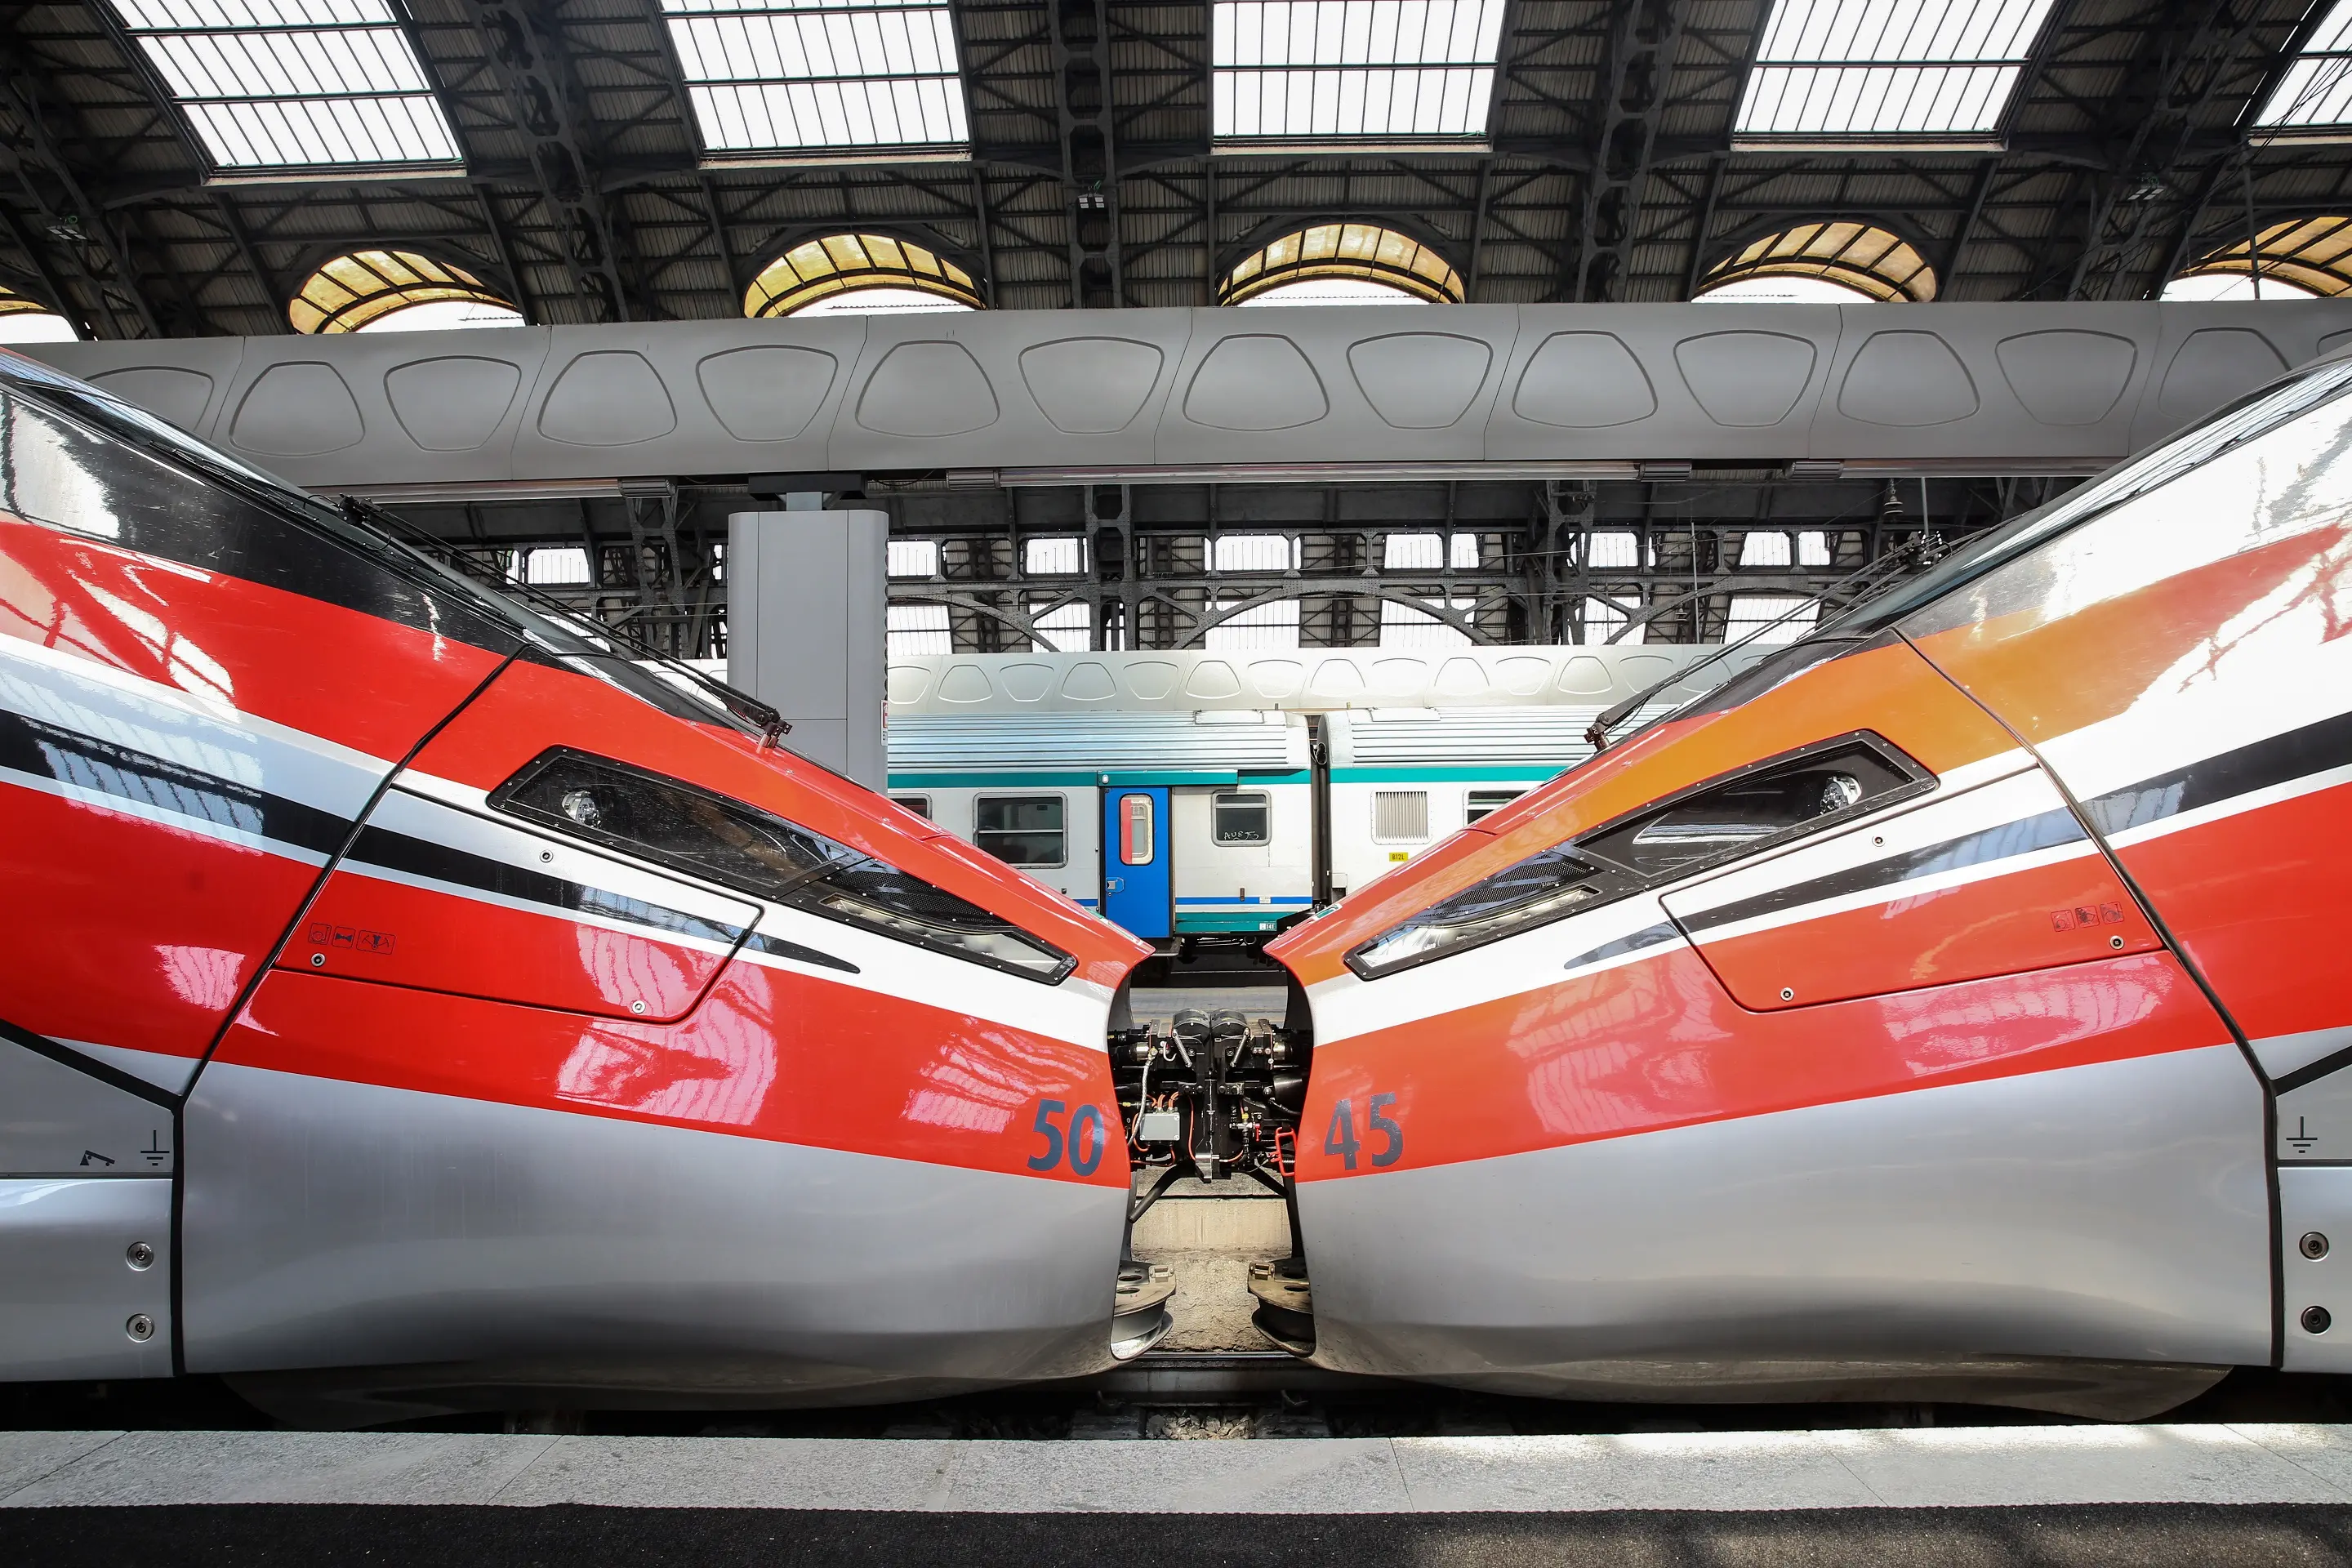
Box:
left=1612, top=350, right=2352, bottom=744
left=0, top=354, right=772, bottom=743
left=1817, top=351, right=2352, bottom=641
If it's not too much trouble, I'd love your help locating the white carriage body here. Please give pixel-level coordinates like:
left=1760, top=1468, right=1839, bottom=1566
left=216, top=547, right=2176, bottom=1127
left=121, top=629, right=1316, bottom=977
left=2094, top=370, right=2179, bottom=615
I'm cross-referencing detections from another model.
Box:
left=884, top=645, right=1764, bottom=941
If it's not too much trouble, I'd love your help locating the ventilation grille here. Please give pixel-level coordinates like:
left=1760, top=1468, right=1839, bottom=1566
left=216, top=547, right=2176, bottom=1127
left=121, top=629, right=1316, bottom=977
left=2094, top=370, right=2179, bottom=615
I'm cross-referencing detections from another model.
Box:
left=1373, top=791, right=1430, bottom=841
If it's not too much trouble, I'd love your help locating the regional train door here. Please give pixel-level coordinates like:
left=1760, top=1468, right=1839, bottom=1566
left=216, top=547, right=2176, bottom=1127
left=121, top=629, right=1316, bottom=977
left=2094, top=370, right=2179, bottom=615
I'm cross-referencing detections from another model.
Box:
left=1102, top=786, right=1171, bottom=940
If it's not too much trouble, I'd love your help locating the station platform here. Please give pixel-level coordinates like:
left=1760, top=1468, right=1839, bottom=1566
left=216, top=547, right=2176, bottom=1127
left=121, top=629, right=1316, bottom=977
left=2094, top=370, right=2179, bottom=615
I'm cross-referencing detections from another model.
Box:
left=9, top=1424, right=2352, bottom=1565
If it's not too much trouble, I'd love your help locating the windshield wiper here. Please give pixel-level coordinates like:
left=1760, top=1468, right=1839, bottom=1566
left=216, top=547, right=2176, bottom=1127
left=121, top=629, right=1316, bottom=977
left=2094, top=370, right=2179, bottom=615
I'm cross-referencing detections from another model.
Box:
left=1583, top=537, right=1944, bottom=753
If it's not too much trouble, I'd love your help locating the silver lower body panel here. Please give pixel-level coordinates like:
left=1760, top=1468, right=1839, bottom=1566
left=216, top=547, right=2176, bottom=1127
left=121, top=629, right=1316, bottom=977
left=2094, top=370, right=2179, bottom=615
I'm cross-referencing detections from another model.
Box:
left=1297, top=1046, right=2270, bottom=1419
left=2281, top=1165, right=2352, bottom=1372
left=0, top=1177, right=172, bottom=1381
left=183, top=1064, right=1127, bottom=1413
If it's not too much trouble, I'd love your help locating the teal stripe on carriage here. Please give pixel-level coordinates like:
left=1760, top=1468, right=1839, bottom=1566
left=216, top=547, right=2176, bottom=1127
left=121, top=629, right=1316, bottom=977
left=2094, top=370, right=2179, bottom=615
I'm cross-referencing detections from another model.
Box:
left=1176, top=912, right=1286, bottom=933
left=1175, top=896, right=1313, bottom=905
left=1098, top=770, right=1241, bottom=786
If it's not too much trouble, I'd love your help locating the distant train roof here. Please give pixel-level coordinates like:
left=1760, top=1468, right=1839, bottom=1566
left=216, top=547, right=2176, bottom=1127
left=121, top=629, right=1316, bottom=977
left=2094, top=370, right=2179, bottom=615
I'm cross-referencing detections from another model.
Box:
left=1326, top=707, right=1625, bottom=769
left=882, top=645, right=1758, bottom=717
left=889, top=710, right=1307, bottom=775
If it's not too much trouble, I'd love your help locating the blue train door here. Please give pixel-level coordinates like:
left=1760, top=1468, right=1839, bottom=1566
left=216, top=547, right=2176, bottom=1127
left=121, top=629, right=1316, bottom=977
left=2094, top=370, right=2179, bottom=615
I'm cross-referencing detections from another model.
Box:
left=1102, top=786, right=1171, bottom=940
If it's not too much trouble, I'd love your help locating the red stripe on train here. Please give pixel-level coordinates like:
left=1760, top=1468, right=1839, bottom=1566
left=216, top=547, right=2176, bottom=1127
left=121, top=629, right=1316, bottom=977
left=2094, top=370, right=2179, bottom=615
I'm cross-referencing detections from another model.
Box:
left=284, top=868, right=741, bottom=1022
left=0, top=778, right=317, bottom=1063
left=216, top=964, right=1134, bottom=1185
left=2112, top=777, right=2352, bottom=1047
left=1296, top=946, right=2228, bottom=1181
left=1682, top=852, right=2159, bottom=1011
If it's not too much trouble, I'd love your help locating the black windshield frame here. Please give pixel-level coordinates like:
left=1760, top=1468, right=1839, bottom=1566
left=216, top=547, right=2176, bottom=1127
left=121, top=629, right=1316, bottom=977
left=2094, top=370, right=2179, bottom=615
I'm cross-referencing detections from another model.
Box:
left=0, top=354, right=778, bottom=744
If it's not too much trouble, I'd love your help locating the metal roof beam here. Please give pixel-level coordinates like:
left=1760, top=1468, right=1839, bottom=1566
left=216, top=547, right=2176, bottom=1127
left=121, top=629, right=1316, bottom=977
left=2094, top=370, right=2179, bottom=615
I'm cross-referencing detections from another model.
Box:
left=0, top=40, right=160, bottom=336
left=1049, top=0, right=1124, bottom=306
left=2065, top=0, right=2270, bottom=299
left=454, top=0, right=637, bottom=322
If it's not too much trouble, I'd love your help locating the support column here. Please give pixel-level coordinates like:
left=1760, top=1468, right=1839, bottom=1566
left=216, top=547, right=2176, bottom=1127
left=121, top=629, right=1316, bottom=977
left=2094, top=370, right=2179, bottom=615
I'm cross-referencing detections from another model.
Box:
left=725, top=503, right=889, bottom=791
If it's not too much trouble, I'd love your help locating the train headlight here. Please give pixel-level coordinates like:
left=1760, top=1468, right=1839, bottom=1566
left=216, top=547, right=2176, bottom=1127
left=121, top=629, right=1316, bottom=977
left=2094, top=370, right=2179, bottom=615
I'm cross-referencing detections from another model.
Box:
left=1346, top=845, right=1613, bottom=978
left=1344, top=734, right=1929, bottom=981
left=493, top=749, right=1076, bottom=982
left=1575, top=741, right=1921, bottom=884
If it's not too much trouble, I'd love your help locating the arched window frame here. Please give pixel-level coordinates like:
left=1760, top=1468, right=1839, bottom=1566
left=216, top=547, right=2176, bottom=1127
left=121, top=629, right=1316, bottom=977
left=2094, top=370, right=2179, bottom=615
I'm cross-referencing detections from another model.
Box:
left=287, top=249, right=519, bottom=334
left=1217, top=220, right=1464, bottom=306
left=2172, top=217, right=2352, bottom=298
left=1696, top=219, right=1938, bottom=303
left=742, top=232, right=985, bottom=318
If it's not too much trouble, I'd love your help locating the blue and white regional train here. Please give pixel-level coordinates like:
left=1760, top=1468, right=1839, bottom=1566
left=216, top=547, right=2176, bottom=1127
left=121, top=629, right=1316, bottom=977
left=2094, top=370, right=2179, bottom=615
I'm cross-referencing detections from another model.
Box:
left=880, top=645, right=1759, bottom=943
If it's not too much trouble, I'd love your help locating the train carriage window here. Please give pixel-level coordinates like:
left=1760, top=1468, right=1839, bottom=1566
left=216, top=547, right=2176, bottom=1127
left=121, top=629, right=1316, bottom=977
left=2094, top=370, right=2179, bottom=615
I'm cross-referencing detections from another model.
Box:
left=1466, top=789, right=1522, bottom=824
left=1213, top=791, right=1271, bottom=844
left=1117, top=793, right=1155, bottom=864
left=891, top=795, right=932, bottom=820
left=1373, top=791, right=1430, bottom=842
left=976, top=795, right=1066, bottom=867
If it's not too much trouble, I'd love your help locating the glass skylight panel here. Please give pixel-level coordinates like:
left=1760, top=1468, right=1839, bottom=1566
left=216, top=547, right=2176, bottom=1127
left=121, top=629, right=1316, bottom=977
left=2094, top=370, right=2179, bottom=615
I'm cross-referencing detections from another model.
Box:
left=887, top=539, right=940, bottom=577
left=1727, top=595, right=1820, bottom=643
left=114, top=0, right=460, bottom=170
left=1206, top=597, right=1302, bottom=652
left=518, top=548, right=593, bottom=586
left=1214, top=0, right=1506, bottom=141
left=1029, top=602, right=1091, bottom=653
left=2256, top=2, right=2352, bottom=130
left=1379, top=597, right=1473, bottom=649
left=1025, top=537, right=1085, bottom=575
left=1736, top=0, right=2057, bottom=140
left=1579, top=599, right=1643, bottom=644
left=887, top=604, right=952, bottom=655
left=1211, top=533, right=1302, bottom=572
left=661, top=0, right=967, bottom=153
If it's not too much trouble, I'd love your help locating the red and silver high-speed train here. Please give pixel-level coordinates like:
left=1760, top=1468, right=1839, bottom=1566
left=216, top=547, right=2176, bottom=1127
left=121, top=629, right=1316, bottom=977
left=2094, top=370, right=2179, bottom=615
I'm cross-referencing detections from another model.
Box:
left=1261, top=344, right=2352, bottom=1419
left=0, top=350, right=1165, bottom=1421
left=6, top=334, right=2352, bottom=1424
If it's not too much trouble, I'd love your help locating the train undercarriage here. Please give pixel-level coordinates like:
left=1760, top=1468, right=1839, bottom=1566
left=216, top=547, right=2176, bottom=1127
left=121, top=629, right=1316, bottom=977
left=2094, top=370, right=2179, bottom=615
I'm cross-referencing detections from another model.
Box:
left=1107, top=985, right=1316, bottom=1361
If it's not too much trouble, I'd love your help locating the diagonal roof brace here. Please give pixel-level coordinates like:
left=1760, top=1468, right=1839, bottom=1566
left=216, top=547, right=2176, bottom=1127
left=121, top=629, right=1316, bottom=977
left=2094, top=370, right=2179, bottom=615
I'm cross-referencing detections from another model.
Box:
left=0, top=49, right=161, bottom=336
left=454, top=0, right=635, bottom=323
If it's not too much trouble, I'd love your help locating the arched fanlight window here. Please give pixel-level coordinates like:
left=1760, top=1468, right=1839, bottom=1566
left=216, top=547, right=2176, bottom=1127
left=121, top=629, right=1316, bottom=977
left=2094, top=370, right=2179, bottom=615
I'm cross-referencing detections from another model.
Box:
left=289, top=251, right=523, bottom=333
left=2162, top=217, right=2352, bottom=300
left=1219, top=222, right=1463, bottom=306
left=743, top=234, right=983, bottom=318
left=0, top=289, right=76, bottom=343
left=1695, top=220, right=1936, bottom=303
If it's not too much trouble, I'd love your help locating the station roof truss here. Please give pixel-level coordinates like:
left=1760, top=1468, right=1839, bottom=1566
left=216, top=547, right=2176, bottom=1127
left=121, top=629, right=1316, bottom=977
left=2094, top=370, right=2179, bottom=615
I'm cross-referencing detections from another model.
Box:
left=400, top=471, right=2069, bottom=661
left=0, top=0, right=2345, bottom=334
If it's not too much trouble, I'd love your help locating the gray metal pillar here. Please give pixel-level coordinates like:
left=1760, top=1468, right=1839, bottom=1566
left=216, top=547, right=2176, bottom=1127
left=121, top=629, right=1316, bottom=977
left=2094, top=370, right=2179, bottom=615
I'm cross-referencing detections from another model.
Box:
left=725, top=504, right=888, bottom=791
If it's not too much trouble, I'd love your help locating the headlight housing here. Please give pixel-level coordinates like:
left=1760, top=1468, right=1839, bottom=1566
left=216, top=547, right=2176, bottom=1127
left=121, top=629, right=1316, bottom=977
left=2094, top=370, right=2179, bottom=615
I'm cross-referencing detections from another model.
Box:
left=492, top=749, right=1076, bottom=982
left=1346, top=733, right=1927, bottom=979
left=1348, top=845, right=1618, bottom=978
